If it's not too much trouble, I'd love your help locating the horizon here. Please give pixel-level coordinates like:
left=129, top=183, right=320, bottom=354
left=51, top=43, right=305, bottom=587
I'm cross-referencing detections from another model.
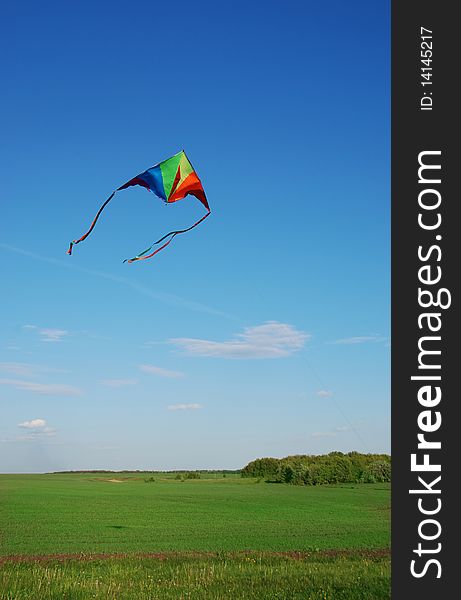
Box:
left=0, top=448, right=391, bottom=476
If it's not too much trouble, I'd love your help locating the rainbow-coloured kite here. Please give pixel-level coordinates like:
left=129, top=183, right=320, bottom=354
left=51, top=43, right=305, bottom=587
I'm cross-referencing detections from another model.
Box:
left=67, top=150, right=210, bottom=263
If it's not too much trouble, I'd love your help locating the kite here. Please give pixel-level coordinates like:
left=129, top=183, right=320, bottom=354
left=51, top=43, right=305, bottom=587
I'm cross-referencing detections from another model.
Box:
left=67, top=150, right=210, bottom=263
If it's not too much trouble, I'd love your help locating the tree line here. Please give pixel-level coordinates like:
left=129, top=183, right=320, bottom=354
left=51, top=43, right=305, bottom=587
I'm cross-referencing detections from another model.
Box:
left=241, top=451, right=391, bottom=485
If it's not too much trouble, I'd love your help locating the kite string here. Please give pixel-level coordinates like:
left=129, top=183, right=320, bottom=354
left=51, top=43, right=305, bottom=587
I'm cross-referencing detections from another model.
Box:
left=67, top=191, right=117, bottom=255
left=300, top=352, right=370, bottom=453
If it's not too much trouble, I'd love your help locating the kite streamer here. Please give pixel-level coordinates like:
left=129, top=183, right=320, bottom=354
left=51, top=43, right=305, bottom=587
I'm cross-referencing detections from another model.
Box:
left=67, top=150, right=210, bottom=263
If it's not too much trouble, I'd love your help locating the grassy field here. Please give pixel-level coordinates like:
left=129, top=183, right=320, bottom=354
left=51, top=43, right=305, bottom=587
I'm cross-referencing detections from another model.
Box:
left=0, top=473, right=390, bottom=598
left=0, top=553, right=390, bottom=600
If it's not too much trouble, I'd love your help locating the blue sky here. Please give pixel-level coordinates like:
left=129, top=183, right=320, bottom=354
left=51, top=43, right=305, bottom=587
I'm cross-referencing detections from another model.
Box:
left=0, top=0, right=390, bottom=472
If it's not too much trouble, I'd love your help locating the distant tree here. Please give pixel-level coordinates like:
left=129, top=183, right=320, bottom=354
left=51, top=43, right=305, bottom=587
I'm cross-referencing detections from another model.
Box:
left=241, top=457, right=280, bottom=479
left=241, top=452, right=391, bottom=486
left=361, top=460, right=391, bottom=483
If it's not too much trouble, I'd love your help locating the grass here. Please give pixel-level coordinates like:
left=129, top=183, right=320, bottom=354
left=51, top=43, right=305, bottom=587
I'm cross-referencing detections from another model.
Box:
left=0, top=553, right=390, bottom=599
left=0, top=473, right=390, bottom=598
left=0, top=474, right=390, bottom=555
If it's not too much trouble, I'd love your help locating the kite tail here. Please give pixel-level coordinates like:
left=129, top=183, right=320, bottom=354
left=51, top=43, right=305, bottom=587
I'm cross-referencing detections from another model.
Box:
left=124, top=209, right=211, bottom=264
left=67, top=191, right=117, bottom=255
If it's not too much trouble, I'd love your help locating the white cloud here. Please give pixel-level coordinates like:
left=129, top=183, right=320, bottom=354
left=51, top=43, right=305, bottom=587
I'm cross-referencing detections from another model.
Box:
left=139, top=365, right=184, bottom=378
left=23, top=325, right=69, bottom=343
left=16, top=429, right=57, bottom=441
left=331, top=335, right=387, bottom=345
left=170, top=321, right=309, bottom=359
left=39, top=328, right=68, bottom=343
left=100, top=379, right=138, bottom=387
left=15, top=418, right=57, bottom=441
left=317, top=389, right=333, bottom=398
left=311, top=425, right=351, bottom=438
left=0, top=362, right=35, bottom=377
left=1, top=244, right=234, bottom=320
left=18, top=418, right=47, bottom=429
left=167, top=403, right=204, bottom=411
left=0, top=378, right=81, bottom=396
left=0, top=362, right=66, bottom=377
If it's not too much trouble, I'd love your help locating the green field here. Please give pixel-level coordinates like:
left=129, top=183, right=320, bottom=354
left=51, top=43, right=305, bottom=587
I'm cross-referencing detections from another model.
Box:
left=0, top=473, right=390, bottom=599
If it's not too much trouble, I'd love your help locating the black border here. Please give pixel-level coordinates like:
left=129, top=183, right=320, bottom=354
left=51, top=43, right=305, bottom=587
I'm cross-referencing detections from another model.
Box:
left=392, top=1, right=456, bottom=595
